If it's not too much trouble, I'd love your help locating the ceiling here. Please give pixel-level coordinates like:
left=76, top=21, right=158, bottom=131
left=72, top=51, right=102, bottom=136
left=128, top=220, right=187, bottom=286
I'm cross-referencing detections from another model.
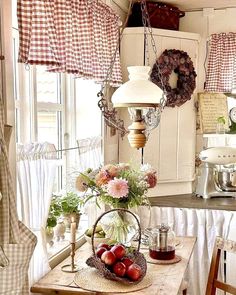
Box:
left=157, top=0, right=236, bottom=11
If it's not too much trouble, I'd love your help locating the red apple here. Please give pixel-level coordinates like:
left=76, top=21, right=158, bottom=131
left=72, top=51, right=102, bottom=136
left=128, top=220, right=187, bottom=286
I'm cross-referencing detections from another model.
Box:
left=121, top=257, right=133, bottom=268
left=97, top=243, right=110, bottom=250
left=95, top=247, right=107, bottom=258
left=101, top=250, right=116, bottom=265
left=112, top=261, right=126, bottom=277
left=111, top=244, right=126, bottom=259
left=126, top=263, right=142, bottom=281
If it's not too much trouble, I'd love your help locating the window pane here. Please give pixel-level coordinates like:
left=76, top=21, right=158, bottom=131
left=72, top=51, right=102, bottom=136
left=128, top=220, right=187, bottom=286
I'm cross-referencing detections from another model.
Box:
left=37, top=111, right=60, bottom=147
left=36, top=66, right=60, bottom=103
left=75, top=80, right=101, bottom=139
left=37, top=111, right=62, bottom=192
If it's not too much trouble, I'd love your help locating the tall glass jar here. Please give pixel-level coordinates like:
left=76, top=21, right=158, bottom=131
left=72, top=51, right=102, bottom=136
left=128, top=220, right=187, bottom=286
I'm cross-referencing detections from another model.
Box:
left=147, top=224, right=176, bottom=260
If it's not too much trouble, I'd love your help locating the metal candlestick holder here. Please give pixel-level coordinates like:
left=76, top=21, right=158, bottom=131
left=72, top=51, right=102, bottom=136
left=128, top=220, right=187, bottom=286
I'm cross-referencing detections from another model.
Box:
left=61, top=242, right=79, bottom=273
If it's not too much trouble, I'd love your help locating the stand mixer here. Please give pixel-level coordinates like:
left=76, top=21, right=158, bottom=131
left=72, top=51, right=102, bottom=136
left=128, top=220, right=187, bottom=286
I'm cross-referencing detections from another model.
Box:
left=195, top=146, right=236, bottom=199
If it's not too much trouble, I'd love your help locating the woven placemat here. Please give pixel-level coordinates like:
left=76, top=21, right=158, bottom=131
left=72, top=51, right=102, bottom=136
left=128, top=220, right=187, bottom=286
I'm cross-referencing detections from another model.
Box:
left=144, top=252, right=181, bottom=265
left=74, top=268, right=152, bottom=293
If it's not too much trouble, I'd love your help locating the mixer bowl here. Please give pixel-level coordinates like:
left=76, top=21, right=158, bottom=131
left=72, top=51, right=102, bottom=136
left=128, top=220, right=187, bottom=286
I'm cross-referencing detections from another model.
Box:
left=214, top=171, right=236, bottom=192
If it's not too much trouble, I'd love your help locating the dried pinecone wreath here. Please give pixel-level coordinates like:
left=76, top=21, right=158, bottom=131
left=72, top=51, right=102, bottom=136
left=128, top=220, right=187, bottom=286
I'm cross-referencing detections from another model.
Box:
left=151, top=49, right=197, bottom=108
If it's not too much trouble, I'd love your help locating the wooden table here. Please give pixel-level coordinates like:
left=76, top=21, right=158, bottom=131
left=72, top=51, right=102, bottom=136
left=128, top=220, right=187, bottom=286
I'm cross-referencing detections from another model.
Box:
left=31, top=237, right=196, bottom=295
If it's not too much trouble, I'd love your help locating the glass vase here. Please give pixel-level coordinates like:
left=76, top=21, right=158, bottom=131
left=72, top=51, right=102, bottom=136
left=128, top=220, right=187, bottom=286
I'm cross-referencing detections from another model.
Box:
left=131, top=198, right=151, bottom=232
left=130, top=199, right=152, bottom=245
left=100, top=208, right=139, bottom=245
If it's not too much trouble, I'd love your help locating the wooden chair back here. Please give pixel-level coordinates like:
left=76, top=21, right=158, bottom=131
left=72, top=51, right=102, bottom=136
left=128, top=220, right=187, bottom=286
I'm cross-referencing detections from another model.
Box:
left=206, top=236, right=236, bottom=295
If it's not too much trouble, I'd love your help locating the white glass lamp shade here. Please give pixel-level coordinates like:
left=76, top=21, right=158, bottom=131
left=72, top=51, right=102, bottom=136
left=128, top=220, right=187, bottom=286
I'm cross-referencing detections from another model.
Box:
left=111, top=66, right=163, bottom=108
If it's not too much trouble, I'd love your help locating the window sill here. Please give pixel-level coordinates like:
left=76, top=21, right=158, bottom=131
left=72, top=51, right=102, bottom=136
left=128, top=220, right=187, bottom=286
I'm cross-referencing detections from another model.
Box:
left=49, top=236, right=86, bottom=269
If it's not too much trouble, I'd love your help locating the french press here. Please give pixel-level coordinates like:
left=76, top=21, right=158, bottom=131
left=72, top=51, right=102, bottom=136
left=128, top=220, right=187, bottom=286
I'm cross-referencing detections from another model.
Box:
left=145, top=224, right=176, bottom=260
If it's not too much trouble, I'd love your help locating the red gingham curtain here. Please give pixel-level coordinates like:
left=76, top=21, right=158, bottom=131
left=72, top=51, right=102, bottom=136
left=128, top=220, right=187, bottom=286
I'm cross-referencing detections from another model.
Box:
left=17, top=0, right=122, bottom=87
left=205, top=32, right=236, bottom=92
left=233, top=59, right=236, bottom=90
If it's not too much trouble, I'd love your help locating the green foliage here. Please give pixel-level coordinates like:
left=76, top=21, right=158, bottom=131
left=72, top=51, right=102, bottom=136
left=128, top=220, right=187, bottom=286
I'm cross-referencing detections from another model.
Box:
left=50, top=196, right=63, bottom=217
left=60, top=192, right=84, bottom=214
left=47, top=215, right=57, bottom=228
left=217, top=116, right=226, bottom=124
left=46, top=192, right=84, bottom=227
left=46, top=196, right=62, bottom=228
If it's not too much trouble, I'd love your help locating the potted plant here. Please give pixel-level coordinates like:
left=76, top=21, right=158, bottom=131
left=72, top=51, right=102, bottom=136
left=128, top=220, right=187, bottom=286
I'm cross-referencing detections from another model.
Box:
left=46, top=216, right=56, bottom=247
left=59, top=192, right=84, bottom=229
left=46, top=196, right=62, bottom=246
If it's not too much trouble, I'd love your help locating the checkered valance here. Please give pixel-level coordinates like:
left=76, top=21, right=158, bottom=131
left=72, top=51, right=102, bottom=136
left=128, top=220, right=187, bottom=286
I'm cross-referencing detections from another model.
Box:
left=205, top=32, right=236, bottom=92
left=17, top=0, right=122, bottom=87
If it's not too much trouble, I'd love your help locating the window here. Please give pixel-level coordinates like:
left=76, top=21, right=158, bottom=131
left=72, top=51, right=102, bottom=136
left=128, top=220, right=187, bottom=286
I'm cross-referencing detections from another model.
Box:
left=13, top=27, right=103, bottom=259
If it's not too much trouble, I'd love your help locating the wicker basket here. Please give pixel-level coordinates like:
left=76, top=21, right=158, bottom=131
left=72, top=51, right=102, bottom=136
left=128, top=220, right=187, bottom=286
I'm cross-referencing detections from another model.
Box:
left=86, top=208, right=147, bottom=285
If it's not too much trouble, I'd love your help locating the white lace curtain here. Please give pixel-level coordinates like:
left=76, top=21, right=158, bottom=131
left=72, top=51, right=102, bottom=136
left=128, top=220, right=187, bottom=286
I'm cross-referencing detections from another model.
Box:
left=16, top=138, right=102, bottom=283
left=77, top=136, right=102, bottom=171
left=205, top=32, right=236, bottom=92
left=16, top=142, right=58, bottom=285
left=77, top=136, right=103, bottom=225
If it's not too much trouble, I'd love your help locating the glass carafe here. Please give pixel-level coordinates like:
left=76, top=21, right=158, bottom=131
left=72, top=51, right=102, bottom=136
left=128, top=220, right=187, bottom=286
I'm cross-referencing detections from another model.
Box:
left=146, top=224, right=176, bottom=260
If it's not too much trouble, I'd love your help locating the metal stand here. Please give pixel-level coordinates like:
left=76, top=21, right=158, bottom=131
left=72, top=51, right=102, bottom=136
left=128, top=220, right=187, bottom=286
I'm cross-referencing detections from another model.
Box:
left=61, top=242, right=79, bottom=273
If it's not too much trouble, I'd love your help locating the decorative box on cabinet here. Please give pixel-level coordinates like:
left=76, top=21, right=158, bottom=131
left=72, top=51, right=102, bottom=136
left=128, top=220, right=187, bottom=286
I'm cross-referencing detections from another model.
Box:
left=118, top=27, right=200, bottom=196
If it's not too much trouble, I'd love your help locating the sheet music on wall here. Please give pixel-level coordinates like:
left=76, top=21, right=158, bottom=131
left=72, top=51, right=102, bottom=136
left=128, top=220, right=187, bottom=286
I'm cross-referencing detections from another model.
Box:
left=198, top=92, right=229, bottom=134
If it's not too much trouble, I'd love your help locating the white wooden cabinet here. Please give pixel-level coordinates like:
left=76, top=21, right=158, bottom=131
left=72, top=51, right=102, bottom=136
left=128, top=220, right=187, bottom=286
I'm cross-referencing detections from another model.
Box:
left=118, top=28, right=200, bottom=196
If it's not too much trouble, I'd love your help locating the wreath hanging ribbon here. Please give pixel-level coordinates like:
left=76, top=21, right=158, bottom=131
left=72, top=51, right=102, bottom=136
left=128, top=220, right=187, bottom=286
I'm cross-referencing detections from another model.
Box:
left=151, top=49, right=197, bottom=108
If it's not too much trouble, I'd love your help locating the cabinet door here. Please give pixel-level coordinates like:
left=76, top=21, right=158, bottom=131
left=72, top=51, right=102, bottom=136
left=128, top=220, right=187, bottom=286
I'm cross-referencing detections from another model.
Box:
left=118, top=29, right=199, bottom=196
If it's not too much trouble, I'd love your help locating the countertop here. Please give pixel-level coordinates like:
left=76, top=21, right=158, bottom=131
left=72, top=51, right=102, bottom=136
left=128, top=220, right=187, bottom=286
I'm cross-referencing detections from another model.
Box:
left=149, top=194, right=236, bottom=211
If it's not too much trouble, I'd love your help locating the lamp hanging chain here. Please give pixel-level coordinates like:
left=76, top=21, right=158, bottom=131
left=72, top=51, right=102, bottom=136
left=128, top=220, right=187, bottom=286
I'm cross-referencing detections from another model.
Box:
left=97, top=1, right=134, bottom=137
left=97, top=92, right=128, bottom=137
left=141, top=1, right=150, bottom=66
left=97, top=39, right=128, bottom=136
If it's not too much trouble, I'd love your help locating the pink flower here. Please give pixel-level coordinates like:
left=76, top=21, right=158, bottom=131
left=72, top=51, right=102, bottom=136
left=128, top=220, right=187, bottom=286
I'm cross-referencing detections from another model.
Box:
left=145, top=171, right=157, bottom=188
left=103, top=164, right=119, bottom=178
left=95, top=165, right=119, bottom=186
left=95, top=170, right=112, bottom=186
left=107, top=178, right=129, bottom=198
